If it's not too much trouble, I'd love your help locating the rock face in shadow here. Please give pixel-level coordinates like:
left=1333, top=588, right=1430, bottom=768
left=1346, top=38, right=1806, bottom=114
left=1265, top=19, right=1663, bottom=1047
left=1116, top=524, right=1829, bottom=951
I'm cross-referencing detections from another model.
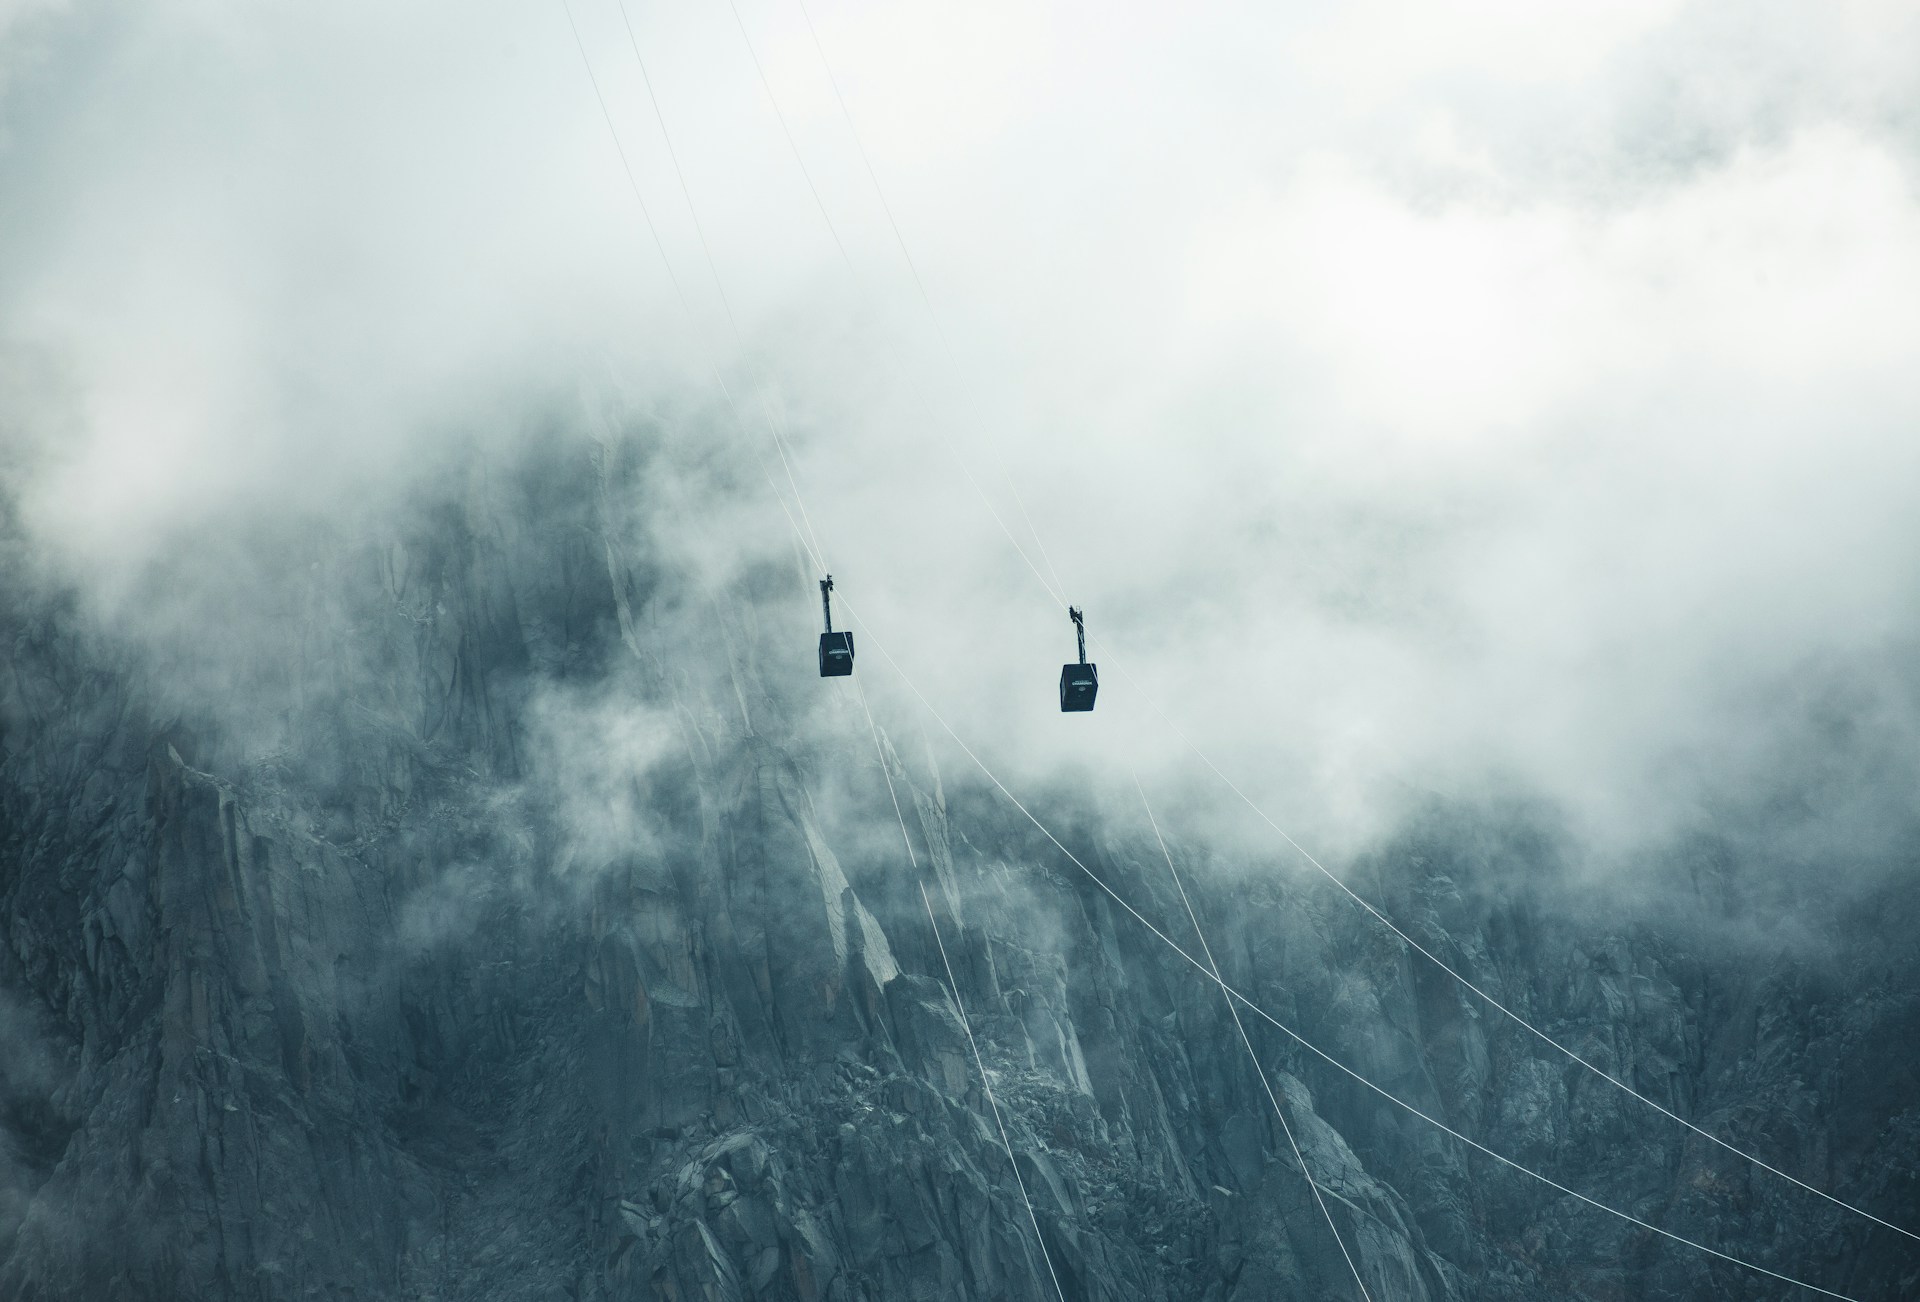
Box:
left=1, top=435, right=1917, bottom=1300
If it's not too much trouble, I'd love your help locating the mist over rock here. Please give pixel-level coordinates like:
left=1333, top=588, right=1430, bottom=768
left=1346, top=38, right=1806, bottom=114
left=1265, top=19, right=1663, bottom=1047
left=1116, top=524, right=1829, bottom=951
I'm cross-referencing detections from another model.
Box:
left=1, top=427, right=1917, bottom=1301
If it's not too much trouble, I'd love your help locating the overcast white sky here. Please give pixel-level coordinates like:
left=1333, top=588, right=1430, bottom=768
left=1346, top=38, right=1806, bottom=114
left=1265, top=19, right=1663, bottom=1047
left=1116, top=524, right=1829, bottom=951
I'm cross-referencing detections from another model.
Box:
left=5, top=0, right=1920, bottom=870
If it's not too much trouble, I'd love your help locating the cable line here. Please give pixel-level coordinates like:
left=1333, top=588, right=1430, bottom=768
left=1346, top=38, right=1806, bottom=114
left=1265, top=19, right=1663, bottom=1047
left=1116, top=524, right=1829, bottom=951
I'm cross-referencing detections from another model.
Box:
left=617, top=0, right=830, bottom=573
left=828, top=595, right=1864, bottom=1300
left=725, top=0, right=851, bottom=270
left=851, top=680, right=917, bottom=873
left=794, top=0, right=950, bottom=358
left=562, top=0, right=826, bottom=579
left=786, top=0, right=1082, bottom=610
left=793, top=0, right=1081, bottom=613
left=1007, top=475, right=1072, bottom=607
left=1137, top=775, right=1372, bottom=1301
left=720, top=0, right=1069, bottom=609
left=620, top=0, right=741, bottom=339
left=560, top=0, right=689, bottom=330
left=851, top=679, right=1068, bottom=1301
left=919, top=879, right=1070, bottom=1302
left=1099, top=643, right=1920, bottom=1249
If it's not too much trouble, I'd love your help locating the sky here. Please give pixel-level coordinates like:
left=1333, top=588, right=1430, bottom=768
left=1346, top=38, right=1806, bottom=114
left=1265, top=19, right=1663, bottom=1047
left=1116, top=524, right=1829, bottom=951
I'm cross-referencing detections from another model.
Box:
left=4, top=0, right=1920, bottom=879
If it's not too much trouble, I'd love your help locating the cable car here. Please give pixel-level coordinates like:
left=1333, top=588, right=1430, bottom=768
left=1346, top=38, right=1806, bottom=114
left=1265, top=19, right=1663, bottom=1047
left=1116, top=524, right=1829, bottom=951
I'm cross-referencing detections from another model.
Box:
left=1059, top=606, right=1097, bottom=711
left=818, top=575, right=854, bottom=677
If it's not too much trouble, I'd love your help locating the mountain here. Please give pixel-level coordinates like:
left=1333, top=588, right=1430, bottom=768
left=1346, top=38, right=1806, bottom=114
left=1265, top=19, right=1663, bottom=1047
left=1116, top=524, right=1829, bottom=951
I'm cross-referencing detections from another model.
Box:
left=2, top=427, right=1915, bottom=1300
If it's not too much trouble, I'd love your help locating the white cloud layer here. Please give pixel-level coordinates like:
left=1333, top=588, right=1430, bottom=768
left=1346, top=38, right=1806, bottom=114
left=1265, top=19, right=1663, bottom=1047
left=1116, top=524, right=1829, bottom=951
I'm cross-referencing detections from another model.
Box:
left=5, top=0, right=1920, bottom=871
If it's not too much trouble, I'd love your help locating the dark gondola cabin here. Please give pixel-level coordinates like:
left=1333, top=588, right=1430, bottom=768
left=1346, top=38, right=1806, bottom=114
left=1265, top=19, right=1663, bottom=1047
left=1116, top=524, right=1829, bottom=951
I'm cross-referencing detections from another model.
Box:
left=818, top=575, right=854, bottom=677
left=820, top=630, right=854, bottom=676
left=1060, top=605, right=1097, bottom=711
left=1059, top=661, right=1097, bottom=711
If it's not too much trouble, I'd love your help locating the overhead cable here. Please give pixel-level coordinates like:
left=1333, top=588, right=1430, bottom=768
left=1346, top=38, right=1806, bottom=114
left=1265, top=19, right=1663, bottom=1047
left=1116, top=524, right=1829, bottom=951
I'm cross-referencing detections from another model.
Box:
left=851, top=679, right=1068, bottom=1301
left=1138, top=775, right=1373, bottom=1302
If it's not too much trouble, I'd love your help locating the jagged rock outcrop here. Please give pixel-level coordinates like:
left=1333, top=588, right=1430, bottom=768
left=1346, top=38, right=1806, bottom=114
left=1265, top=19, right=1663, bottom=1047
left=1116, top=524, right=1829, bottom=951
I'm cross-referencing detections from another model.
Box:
left=2, top=432, right=1916, bottom=1300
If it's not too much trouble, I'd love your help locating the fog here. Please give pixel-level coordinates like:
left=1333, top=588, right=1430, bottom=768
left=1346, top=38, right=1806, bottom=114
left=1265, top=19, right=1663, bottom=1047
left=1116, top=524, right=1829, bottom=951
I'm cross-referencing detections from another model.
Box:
left=6, top=0, right=1920, bottom=885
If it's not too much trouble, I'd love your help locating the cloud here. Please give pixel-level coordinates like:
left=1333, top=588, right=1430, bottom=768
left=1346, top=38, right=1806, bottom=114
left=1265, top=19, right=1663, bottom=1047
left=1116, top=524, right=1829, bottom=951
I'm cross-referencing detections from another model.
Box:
left=4, top=0, right=1920, bottom=884
left=524, top=677, right=684, bottom=874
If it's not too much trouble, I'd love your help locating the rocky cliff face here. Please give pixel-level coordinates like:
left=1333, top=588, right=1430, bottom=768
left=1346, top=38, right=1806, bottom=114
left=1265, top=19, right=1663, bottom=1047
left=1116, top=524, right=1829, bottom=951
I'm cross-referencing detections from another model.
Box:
left=2, top=431, right=1916, bottom=1301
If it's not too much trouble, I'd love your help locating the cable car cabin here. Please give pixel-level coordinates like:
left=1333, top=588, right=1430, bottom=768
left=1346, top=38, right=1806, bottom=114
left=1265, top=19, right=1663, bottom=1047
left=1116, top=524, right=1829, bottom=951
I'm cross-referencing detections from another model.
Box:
left=1060, top=605, right=1097, bottom=711
left=820, top=630, right=855, bottom=677
left=817, top=574, right=854, bottom=677
left=1059, top=661, right=1098, bottom=711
